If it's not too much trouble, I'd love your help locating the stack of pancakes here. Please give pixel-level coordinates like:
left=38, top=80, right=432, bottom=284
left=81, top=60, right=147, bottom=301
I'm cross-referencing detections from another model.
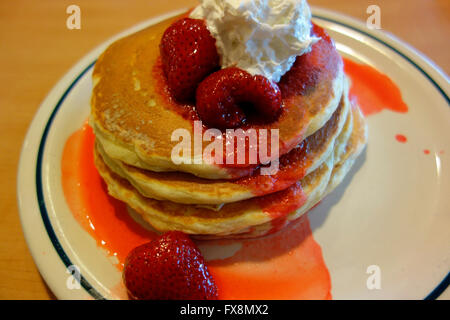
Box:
left=90, top=14, right=368, bottom=239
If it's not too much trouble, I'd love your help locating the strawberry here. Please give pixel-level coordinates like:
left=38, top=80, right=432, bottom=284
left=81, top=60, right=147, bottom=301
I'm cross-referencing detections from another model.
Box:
left=278, top=23, right=335, bottom=98
left=123, top=231, right=218, bottom=300
left=196, top=67, right=283, bottom=129
left=160, top=18, right=220, bottom=102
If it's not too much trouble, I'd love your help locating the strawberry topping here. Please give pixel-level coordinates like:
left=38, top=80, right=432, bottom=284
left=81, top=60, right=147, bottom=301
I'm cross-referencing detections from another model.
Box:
left=278, top=23, right=336, bottom=98
left=123, top=231, right=218, bottom=300
left=160, top=18, right=220, bottom=102
left=196, top=67, right=283, bottom=129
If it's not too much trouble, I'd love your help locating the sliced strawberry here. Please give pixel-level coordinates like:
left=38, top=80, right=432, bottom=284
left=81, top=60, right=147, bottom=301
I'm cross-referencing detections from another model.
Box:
left=196, top=67, right=283, bottom=129
left=278, top=23, right=336, bottom=98
left=160, top=18, right=220, bottom=102
left=123, top=231, right=218, bottom=300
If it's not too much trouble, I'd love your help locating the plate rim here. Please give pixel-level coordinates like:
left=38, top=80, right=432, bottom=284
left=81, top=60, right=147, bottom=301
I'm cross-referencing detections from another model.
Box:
left=17, top=8, right=450, bottom=300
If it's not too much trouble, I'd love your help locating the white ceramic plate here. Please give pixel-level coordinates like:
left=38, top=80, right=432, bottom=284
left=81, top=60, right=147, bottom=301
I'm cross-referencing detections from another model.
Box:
left=17, top=8, right=450, bottom=300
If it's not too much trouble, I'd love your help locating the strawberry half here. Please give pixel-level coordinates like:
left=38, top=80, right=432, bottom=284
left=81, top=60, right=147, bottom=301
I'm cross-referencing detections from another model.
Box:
left=196, top=67, right=283, bottom=129
left=160, top=18, right=220, bottom=102
left=123, top=231, right=218, bottom=300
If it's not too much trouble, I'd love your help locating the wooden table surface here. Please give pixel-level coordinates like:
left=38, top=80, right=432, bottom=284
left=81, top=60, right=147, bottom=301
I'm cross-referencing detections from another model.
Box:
left=0, top=0, right=448, bottom=300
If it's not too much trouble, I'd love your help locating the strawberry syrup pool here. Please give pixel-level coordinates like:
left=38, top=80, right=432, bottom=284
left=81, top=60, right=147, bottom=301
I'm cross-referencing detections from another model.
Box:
left=61, top=59, right=408, bottom=300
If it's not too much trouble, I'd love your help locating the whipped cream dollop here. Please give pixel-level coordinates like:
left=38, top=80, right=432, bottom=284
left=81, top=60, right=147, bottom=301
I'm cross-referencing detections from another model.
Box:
left=190, top=0, right=319, bottom=82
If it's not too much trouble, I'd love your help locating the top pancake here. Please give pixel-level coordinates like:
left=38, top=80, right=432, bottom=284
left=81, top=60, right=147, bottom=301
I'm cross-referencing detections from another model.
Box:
left=91, top=13, right=344, bottom=180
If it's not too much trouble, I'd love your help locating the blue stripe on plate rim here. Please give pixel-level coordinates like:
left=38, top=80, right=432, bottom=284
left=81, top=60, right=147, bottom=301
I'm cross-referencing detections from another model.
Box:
left=33, top=14, right=449, bottom=300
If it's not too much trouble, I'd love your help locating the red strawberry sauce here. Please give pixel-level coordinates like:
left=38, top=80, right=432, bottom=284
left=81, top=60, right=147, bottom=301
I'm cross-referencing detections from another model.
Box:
left=344, top=58, right=408, bottom=116
left=395, top=134, right=408, bottom=143
left=62, top=58, right=409, bottom=300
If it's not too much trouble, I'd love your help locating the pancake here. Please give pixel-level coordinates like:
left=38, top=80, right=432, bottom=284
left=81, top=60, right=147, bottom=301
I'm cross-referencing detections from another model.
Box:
left=94, top=143, right=334, bottom=237
left=198, top=103, right=367, bottom=239
left=333, top=98, right=354, bottom=163
left=325, top=103, right=368, bottom=195
left=95, top=83, right=351, bottom=205
left=93, top=104, right=367, bottom=239
left=90, top=13, right=344, bottom=180
left=250, top=103, right=367, bottom=239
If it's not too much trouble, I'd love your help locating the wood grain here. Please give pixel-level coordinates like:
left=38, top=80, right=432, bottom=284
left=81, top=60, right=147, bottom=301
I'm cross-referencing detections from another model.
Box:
left=0, top=0, right=448, bottom=300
